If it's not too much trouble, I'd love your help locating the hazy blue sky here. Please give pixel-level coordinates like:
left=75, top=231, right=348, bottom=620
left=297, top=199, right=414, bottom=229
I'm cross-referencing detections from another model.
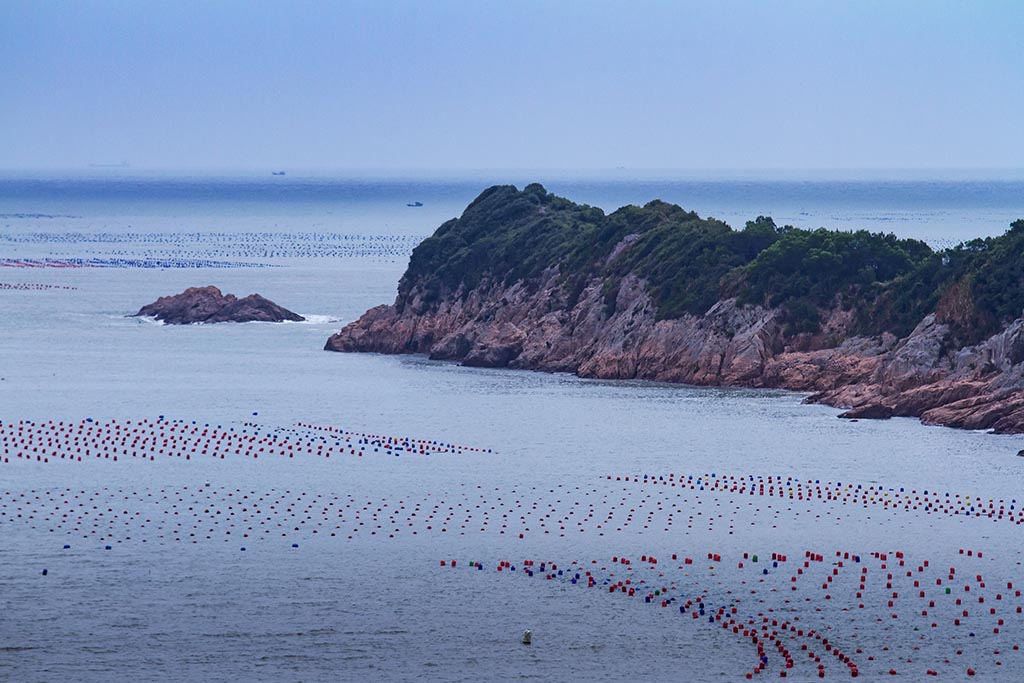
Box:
left=2, top=1, right=1022, bottom=171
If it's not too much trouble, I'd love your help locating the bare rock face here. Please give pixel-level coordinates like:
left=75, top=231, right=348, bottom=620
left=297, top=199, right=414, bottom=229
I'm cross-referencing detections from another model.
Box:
left=327, top=269, right=1024, bottom=434
left=838, top=404, right=895, bottom=420
left=136, top=286, right=304, bottom=324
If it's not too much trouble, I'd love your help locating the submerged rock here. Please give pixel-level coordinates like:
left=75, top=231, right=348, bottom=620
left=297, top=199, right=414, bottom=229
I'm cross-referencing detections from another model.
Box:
left=136, top=286, right=304, bottom=324
left=838, top=404, right=894, bottom=420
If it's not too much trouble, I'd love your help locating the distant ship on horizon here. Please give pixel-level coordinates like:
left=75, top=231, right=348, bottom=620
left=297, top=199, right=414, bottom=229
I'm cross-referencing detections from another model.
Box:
left=271, top=170, right=286, bottom=176
left=406, top=201, right=423, bottom=207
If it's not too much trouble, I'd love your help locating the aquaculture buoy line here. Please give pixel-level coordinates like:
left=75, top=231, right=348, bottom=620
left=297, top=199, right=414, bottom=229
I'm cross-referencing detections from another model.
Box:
left=2, top=431, right=1016, bottom=549
left=611, top=473, right=1022, bottom=526
left=0, top=212, right=80, bottom=220
left=0, top=259, right=88, bottom=269
left=2, top=473, right=1018, bottom=550
left=1, top=419, right=1007, bottom=532
left=292, top=421, right=493, bottom=455
left=0, top=417, right=494, bottom=464
left=0, top=282, right=77, bottom=291
left=4, top=462, right=1022, bottom=678
left=0, top=257, right=272, bottom=269
left=0, top=484, right=569, bottom=543
left=2, top=462, right=1018, bottom=563
left=445, top=549, right=1024, bottom=680
left=0, top=231, right=424, bottom=261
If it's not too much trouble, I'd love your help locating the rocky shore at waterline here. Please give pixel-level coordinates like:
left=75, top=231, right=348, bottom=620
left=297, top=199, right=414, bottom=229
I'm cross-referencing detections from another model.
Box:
left=137, top=286, right=304, bottom=324
left=327, top=184, right=1024, bottom=434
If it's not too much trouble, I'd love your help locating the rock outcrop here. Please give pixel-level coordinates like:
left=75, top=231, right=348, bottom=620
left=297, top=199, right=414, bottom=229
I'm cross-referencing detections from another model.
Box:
left=137, top=286, right=304, bottom=324
left=838, top=404, right=894, bottom=420
left=327, top=267, right=1024, bottom=433
left=325, top=185, right=1024, bottom=434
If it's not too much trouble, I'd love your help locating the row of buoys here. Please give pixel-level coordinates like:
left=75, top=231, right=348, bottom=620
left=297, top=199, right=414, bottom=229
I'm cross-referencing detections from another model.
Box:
left=0, top=230, right=423, bottom=261
left=6, top=419, right=1003, bottom=536
left=0, top=281, right=77, bottom=290
left=448, top=547, right=1021, bottom=679
left=611, top=473, right=1021, bottom=525
left=446, top=552, right=851, bottom=677
left=7, top=455, right=1020, bottom=678
left=0, top=417, right=492, bottom=463
left=0, top=259, right=86, bottom=269
left=621, top=472, right=1016, bottom=509
left=2, top=483, right=668, bottom=542
left=7, top=472, right=1017, bottom=548
left=0, top=480, right=716, bottom=540
left=0, top=257, right=269, bottom=269
left=13, top=470, right=1017, bottom=578
left=0, top=212, right=79, bottom=219
left=293, top=421, right=493, bottom=454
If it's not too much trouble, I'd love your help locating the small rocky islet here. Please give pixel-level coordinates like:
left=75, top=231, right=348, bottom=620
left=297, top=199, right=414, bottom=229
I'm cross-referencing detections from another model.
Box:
left=136, top=285, right=304, bottom=324
left=327, top=183, right=1024, bottom=434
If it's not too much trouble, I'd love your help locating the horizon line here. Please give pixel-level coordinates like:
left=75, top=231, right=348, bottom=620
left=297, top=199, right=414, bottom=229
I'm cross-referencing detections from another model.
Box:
left=2, top=165, right=1024, bottom=180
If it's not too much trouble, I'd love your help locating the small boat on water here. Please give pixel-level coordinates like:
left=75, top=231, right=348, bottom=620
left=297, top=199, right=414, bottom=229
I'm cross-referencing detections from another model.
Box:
left=406, top=201, right=423, bottom=207
left=272, top=171, right=286, bottom=176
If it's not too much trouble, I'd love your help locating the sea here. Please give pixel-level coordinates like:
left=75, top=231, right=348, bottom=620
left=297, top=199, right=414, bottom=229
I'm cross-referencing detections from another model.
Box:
left=2, top=170, right=1024, bottom=682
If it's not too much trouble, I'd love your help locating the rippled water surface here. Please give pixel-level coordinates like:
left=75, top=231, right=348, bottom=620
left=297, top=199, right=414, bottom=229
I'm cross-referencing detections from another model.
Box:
left=1, top=173, right=1023, bottom=682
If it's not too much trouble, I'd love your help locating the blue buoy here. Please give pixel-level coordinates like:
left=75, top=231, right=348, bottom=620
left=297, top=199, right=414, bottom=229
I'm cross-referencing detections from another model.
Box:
left=63, top=544, right=71, bottom=549
left=291, top=543, right=298, bottom=548
left=240, top=547, right=246, bottom=551
left=41, top=568, right=48, bottom=576
left=104, top=545, right=112, bottom=550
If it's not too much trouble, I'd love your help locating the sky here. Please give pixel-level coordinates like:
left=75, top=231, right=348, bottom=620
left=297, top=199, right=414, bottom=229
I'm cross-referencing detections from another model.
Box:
left=1, top=0, right=1023, bottom=171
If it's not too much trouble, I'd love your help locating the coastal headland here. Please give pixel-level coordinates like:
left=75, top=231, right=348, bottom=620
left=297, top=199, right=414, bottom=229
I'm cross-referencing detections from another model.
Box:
left=328, top=184, right=1024, bottom=433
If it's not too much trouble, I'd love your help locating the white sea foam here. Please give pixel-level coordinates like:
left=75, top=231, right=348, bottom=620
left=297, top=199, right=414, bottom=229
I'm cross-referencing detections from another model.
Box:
left=115, top=313, right=339, bottom=325
left=290, top=313, right=342, bottom=325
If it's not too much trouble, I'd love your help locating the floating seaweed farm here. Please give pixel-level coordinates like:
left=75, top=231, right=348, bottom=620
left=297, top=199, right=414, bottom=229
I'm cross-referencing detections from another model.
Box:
left=0, top=231, right=425, bottom=261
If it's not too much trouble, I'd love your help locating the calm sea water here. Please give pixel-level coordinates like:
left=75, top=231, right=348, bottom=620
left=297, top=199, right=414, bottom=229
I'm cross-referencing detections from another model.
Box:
left=1, top=172, right=1023, bottom=682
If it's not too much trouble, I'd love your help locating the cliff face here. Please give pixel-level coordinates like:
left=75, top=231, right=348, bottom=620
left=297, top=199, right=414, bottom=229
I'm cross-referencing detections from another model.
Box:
left=325, top=185, right=1024, bottom=434
left=327, top=268, right=1023, bottom=433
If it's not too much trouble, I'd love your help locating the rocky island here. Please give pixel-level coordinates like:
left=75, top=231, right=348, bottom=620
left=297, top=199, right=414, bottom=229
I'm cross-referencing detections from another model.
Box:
left=327, top=184, right=1024, bottom=433
left=137, top=286, right=304, bottom=324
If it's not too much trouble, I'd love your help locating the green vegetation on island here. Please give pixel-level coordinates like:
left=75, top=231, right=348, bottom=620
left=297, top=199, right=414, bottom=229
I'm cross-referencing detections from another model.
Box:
left=400, top=184, right=1024, bottom=344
